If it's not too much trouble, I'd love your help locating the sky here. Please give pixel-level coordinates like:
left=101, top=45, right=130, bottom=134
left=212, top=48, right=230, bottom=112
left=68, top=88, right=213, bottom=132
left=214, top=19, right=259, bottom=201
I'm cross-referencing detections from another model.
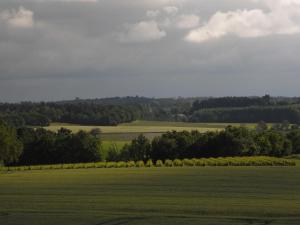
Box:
left=0, top=0, right=300, bottom=102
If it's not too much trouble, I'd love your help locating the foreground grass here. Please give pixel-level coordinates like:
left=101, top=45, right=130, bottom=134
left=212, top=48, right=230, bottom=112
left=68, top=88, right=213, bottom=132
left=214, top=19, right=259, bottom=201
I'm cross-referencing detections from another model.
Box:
left=0, top=166, right=300, bottom=225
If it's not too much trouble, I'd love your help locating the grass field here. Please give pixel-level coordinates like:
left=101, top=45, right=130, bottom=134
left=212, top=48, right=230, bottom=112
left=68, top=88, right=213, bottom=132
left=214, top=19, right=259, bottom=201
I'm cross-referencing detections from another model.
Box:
left=45, top=121, right=258, bottom=141
left=1, top=167, right=300, bottom=225
left=45, top=121, right=229, bottom=133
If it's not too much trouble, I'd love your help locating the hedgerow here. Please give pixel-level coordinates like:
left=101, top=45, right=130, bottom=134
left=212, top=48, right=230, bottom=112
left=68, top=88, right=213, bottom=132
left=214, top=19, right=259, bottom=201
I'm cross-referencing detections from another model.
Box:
left=173, top=159, right=183, bottom=167
left=155, top=160, right=164, bottom=167
left=164, top=159, right=173, bottom=167
left=183, top=159, right=194, bottom=167
left=117, top=161, right=126, bottom=168
left=146, top=159, right=154, bottom=167
left=126, top=161, right=136, bottom=167
left=136, top=161, right=145, bottom=167
left=0, top=157, right=296, bottom=172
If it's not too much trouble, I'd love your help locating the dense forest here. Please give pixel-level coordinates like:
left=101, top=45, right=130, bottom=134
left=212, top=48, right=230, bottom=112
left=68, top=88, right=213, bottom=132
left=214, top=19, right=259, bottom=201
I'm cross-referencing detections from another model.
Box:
left=0, top=97, right=192, bottom=127
left=0, top=119, right=102, bottom=166
left=0, top=102, right=148, bottom=127
left=1, top=96, right=300, bottom=127
left=190, top=105, right=300, bottom=123
left=1, top=119, right=300, bottom=166
left=189, top=95, right=300, bottom=123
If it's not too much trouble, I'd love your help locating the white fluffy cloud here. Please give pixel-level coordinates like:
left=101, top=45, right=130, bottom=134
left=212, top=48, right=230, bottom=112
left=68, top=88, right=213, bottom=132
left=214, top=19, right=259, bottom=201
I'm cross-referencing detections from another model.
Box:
left=0, top=7, right=34, bottom=28
left=186, top=0, right=300, bottom=43
left=120, top=20, right=166, bottom=43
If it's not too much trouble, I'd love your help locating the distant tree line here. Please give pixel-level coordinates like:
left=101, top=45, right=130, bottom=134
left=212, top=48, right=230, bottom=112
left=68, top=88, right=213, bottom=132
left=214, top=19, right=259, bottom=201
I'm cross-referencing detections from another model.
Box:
left=189, top=105, right=300, bottom=123
left=0, top=97, right=193, bottom=127
left=1, top=96, right=300, bottom=127
left=0, top=102, right=151, bottom=127
left=191, top=95, right=300, bottom=111
left=191, top=95, right=273, bottom=110
left=189, top=95, right=300, bottom=123
left=108, top=126, right=300, bottom=162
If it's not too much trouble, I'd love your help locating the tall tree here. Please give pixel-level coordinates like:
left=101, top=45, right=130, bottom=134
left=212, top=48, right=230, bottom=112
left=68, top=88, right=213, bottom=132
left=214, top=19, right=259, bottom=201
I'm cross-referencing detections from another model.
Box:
left=0, top=121, right=23, bottom=165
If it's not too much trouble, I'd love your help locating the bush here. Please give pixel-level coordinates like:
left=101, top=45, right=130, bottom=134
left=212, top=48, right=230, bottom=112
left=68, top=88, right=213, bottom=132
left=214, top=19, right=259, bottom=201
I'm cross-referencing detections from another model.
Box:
left=73, top=163, right=83, bottom=169
left=63, top=164, right=74, bottom=169
left=42, top=165, right=53, bottom=170
left=206, top=158, right=217, bottom=166
left=164, top=159, right=173, bottom=167
left=52, top=164, right=63, bottom=169
left=117, top=161, right=127, bottom=168
left=194, top=159, right=205, bottom=167
left=173, top=159, right=183, bottom=167
left=146, top=159, right=153, bottom=167
left=106, top=162, right=117, bottom=168
left=30, top=165, right=42, bottom=170
left=136, top=161, right=145, bottom=167
left=126, top=161, right=136, bottom=167
left=155, top=160, right=164, bottom=167
left=95, top=162, right=106, bottom=168
left=183, top=159, right=194, bottom=167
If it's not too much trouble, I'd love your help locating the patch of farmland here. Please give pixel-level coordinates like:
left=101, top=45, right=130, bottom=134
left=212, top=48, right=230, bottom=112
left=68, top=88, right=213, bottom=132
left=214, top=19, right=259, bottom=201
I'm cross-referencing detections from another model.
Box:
left=0, top=167, right=300, bottom=225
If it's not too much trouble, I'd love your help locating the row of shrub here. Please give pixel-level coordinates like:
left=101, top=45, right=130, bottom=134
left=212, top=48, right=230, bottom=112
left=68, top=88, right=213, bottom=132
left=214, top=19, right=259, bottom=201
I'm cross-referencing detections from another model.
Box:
left=0, top=157, right=296, bottom=172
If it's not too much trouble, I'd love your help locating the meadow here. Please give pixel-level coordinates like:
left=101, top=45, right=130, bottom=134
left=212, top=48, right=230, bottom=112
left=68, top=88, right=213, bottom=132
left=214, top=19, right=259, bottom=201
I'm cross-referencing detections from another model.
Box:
left=45, top=120, right=259, bottom=142
left=45, top=121, right=258, bottom=138
left=1, top=166, right=300, bottom=225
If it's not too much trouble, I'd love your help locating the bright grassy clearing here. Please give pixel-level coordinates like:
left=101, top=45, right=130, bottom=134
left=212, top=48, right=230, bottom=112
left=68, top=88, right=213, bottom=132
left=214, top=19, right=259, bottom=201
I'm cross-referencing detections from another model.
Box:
left=0, top=167, right=300, bottom=225
left=46, top=121, right=226, bottom=133
left=121, top=120, right=258, bottom=128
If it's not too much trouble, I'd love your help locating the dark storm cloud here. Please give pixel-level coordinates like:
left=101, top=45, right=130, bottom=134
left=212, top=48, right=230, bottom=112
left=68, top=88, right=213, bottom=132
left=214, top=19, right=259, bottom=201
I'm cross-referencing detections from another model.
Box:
left=0, top=0, right=300, bottom=102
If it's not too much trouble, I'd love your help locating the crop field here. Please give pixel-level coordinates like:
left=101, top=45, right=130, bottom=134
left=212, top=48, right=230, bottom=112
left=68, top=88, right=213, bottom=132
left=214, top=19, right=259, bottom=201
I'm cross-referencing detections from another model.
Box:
left=45, top=121, right=258, bottom=141
left=1, top=166, right=300, bottom=225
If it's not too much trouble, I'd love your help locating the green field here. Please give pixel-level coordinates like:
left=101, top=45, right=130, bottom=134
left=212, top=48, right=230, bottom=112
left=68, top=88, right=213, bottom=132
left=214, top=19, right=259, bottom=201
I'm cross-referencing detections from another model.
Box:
left=1, top=167, right=300, bottom=225
left=45, top=121, right=258, bottom=141
left=45, top=121, right=229, bottom=133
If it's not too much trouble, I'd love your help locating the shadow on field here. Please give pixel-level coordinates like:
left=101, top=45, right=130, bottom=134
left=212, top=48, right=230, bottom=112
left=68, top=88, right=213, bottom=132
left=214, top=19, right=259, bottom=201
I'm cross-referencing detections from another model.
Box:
left=94, top=216, right=146, bottom=225
left=92, top=215, right=300, bottom=225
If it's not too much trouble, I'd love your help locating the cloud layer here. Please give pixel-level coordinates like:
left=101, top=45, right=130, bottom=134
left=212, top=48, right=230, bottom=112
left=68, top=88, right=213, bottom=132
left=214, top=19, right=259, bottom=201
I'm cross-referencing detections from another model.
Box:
left=0, top=0, right=300, bottom=102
